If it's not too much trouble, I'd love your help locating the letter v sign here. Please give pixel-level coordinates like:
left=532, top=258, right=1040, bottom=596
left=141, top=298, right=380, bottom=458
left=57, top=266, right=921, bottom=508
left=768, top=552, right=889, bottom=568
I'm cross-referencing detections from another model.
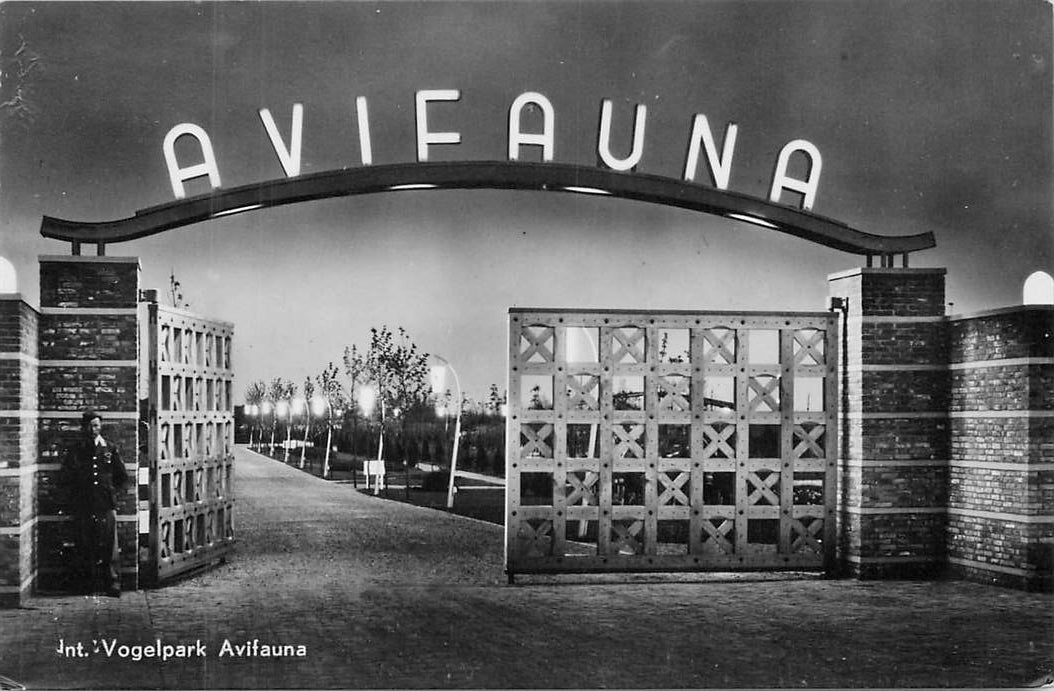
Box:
left=259, top=104, right=304, bottom=177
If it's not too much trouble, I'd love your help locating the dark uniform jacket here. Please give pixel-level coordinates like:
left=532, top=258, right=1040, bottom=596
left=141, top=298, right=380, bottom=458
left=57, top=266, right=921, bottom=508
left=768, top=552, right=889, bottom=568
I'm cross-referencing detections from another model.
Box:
left=62, top=437, right=130, bottom=516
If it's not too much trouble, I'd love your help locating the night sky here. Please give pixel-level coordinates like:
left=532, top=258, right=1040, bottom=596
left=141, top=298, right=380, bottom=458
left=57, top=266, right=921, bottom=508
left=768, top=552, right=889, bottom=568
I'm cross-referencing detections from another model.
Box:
left=0, top=1, right=1050, bottom=400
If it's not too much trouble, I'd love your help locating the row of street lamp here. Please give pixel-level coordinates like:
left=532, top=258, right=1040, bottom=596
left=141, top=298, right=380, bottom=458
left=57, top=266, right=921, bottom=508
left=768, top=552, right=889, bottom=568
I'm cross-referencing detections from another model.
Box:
left=244, top=395, right=338, bottom=477
left=244, top=357, right=466, bottom=507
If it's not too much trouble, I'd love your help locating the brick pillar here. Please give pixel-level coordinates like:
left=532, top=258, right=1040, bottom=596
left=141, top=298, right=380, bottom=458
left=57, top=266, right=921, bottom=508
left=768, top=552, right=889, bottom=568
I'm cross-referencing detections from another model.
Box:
left=37, top=256, right=140, bottom=592
left=828, top=268, right=949, bottom=578
left=0, top=295, right=39, bottom=607
left=947, top=306, right=1054, bottom=591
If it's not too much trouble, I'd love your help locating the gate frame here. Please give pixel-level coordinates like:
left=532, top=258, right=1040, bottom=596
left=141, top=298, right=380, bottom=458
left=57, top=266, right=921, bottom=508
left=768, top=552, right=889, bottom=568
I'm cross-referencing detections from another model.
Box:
left=505, top=308, right=839, bottom=579
left=141, top=300, right=236, bottom=584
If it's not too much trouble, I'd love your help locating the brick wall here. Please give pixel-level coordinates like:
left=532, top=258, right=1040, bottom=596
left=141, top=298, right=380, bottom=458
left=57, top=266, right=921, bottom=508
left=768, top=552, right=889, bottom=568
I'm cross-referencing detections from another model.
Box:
left=828, top=268, right=949, bottom=578
left=0, top=295, right=40, bottom=607
left=38, top=366, right=138, bottom=411
left=40, top=313, right=138, bottom=360
left=35, top=256, right=140, bottom=593
left=946, top=306, right=1054, bottom=590
left=40, top=260, right=140, bottom=308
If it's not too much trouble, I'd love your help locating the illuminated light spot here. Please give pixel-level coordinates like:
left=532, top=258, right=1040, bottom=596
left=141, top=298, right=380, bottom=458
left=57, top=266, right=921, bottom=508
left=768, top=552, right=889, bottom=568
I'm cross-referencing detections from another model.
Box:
left=388, top=184, right=438, bottom=191
left=211, top=204, right=264, bottom=219
left=726, top=212, right=778, bottom=230
left=1023, top=270, right=1054, bottom=305
left=0, top=256, right=16, bottom=293
left=562, top=186, right=611, bottom=196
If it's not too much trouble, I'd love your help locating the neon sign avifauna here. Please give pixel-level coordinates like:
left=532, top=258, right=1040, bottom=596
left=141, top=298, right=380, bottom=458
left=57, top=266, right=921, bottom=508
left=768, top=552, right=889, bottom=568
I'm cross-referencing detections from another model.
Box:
left=40, top=89, right=934, bottom=263
left=163, top=90, right=822, bottom=212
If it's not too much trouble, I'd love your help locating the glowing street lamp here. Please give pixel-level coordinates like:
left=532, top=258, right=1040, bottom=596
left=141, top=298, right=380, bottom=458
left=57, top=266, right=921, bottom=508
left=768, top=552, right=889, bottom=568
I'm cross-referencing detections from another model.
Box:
left=276, top=399, right=291, bottom=463
left=430, top=369, right=450, bottom=432
left=0, top=256, right=17, bottom=294
left=429, top=366, right=445, bottom=396
left=254, top=403, right=263, bottom=450
left=257, top=403, right=266, bottom=451
left=357, top=385, right=383, bottom=493
left=293, top=396, right=308, bottom=469
left=1024, top=270, right=1054, bottom=305
left=311, top=395, right=334, bottom=479
left=262, top=400, right=275, bottom=455
left=431, top=355, right=462, bottom=509
left=434, top=403, right=449, bottom=434
left=357, top=385, right=376, bottom=418
left=245, top=404, right=258, bottom=450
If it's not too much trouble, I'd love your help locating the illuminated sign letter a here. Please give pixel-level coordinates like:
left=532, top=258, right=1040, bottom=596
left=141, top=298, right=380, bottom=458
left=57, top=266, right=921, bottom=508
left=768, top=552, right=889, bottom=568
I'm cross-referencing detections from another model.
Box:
left=508, top=92, right=555, bottom=162
left=162, top=123, right=222, bottom=199
left=769, top=139, right=822, bottom=211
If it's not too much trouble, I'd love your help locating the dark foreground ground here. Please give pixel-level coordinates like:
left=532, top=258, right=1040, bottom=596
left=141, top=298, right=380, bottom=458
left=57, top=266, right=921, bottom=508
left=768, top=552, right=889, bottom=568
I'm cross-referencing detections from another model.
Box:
left=0, top=446, right=1051, bottom=689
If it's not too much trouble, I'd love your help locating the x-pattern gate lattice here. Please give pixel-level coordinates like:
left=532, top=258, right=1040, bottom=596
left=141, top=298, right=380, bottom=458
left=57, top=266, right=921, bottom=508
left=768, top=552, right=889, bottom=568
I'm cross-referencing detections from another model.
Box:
left=142, top=303, right=236, bottom=583
left=506, top=309, right=838, bottom=577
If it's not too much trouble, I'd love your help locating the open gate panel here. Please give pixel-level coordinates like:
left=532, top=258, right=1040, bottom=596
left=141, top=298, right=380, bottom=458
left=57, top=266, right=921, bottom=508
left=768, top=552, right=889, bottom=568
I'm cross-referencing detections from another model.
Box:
left=506, top=309, right=838, bottom=576
left=142, top=303, right=236, bottom=583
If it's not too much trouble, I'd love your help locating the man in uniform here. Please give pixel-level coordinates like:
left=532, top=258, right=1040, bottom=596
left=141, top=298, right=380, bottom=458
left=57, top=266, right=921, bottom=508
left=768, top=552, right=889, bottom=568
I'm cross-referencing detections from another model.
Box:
left=63, top=409, right=129, bottom=597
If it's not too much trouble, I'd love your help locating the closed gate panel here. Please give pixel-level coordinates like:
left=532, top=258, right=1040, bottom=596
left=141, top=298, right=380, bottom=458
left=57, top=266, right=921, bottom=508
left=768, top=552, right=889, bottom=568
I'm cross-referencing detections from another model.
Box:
left=505, top=309, right=838, bottom=576
left=143, top=303, right=235, bottom=583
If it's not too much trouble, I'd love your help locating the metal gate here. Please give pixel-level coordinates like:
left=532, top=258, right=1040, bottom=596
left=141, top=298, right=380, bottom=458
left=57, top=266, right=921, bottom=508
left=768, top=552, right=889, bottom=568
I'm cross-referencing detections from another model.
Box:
left=505, top=309, right=838, bottom=577
left=141, top=302, right=236, bottom=583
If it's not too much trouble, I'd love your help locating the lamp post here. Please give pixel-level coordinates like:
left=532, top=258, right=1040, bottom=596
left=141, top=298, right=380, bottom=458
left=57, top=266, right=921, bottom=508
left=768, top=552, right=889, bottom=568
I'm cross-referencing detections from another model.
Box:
left=357, top=385, right=379, bottom=492
left=391, top=406, right=404, bottom=499
left=293, top=396, right=308, bottom=469
left=431, top=355, right=462, bottom=509
left=253, top=404, right=263, bottom=451
left=312, top=395, right=334, bottom=479
left=435, top=403, right=448, bottom=434
left=277, top=399, right=291, bottom=463
left=262, top=400, right=275, bottom=455
left=245, top=404, right=257, bottom=450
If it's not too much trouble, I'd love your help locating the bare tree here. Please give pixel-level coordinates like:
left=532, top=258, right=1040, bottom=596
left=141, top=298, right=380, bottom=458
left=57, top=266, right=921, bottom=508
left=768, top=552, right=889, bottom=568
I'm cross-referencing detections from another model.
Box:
left=361, top=326, right=429, bottom=492
left=298, top=376, right=316, bottom=468
left=314, top=362, right=345, bottom=478
left=343, top=344, right=367, bottom=419
left=244, top=380, right=266, bottom=450
left=486, top=384, right=506, bottom=415
left=316, top=361, right=346, bottom=412
left=265, top=377, right=295, bottom=455
left=365, top=326, right=430, bottom=418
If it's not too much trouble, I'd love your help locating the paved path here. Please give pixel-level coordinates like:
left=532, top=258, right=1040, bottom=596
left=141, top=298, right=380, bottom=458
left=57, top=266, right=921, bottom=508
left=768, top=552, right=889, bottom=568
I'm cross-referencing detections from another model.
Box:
left=1, top=446, right=1052, bottom=689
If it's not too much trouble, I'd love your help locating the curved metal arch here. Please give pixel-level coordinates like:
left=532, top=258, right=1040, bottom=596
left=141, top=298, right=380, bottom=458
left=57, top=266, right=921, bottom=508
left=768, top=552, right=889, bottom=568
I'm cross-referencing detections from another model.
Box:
left=40, top=161, right=934, bottom=259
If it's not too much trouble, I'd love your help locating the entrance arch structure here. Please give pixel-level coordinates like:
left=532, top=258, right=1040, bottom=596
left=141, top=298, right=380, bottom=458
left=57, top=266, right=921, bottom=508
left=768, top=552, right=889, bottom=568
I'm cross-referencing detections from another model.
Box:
left=40, top=161, right=934, bottom=267
left=15, top=157, right=1046, bottom=596
left=0, top=117, right=1045, bottom=606
left=28, top=160, right=943, bottom=588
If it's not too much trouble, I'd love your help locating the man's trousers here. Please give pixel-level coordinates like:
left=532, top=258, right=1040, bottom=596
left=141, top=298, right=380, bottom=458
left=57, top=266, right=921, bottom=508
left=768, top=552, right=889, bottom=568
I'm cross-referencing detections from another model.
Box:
left=74, top=510, right=120, bottom=593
